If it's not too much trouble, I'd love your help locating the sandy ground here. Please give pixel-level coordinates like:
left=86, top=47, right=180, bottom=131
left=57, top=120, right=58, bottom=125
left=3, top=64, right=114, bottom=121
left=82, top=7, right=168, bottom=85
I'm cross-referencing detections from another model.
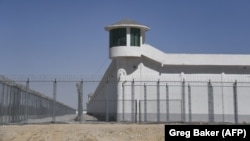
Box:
left=0, top=123, right=165, bottom=141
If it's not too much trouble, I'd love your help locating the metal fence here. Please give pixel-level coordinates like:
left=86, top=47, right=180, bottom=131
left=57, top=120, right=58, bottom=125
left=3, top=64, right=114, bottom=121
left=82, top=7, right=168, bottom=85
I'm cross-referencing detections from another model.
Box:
left=87, top=80, right=250, bottom=124
left=136, top=81, right=250, bottom=123
left=1, top=75, right=250, bottom=124
left=0, top=76, right=76, bottom=125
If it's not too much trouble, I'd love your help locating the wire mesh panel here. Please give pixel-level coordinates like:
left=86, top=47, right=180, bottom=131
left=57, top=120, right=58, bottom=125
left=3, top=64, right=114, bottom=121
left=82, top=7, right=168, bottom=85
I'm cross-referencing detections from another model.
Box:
left=213, top=82, right=235, bottom=123
left=187, top=82, right=209, bottom=122
left=0, top=77, right=76, bottom=125
left=139, top=100, right=182, bottom=122
left=237, top=83, right=250, bottom=123
left=121, top=100, right=137, bottom=122
left=87, top=99, right=137, bottom=122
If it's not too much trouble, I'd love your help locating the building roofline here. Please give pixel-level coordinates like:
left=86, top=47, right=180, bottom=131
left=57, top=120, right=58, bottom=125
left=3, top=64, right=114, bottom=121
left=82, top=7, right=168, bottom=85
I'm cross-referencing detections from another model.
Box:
left=105, top=19, right=150, bottom=31
left=141, top=44, right=250, bottom=66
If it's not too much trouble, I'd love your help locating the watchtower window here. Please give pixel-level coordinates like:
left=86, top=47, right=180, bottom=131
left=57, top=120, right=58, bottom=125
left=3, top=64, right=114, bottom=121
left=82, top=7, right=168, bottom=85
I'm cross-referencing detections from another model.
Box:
left=130, top=28, right=140, bottom=46
left=109, top=28, right=126, bottom=48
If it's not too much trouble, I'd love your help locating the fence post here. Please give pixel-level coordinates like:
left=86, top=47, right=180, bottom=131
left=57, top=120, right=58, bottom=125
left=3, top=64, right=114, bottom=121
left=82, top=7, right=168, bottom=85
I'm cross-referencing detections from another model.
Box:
left=166, top=83, right=169, bottom=122
left=144, top=83, right=147, bottom=122
left=181, top=79, right=186, bottom=122
left=76, top=80, right=83, bottom=123
left=188, top=84, right=192, bottom=122
left=208, top=80, right=214, bottom=122
left=24, top=78, right=29, bottom=123
left=157, top=80, right=160, bottom=122
left=135, top=100, right=137, bottom=123
left=7, top=86, right=10, bottom=123
left=233, top=81, right=238, bottom=124
left=10, top=86, right=15, bottom=123
left=122, top=83, right=125, bottom=121
left=131, top=79, right=135, bottom=122
left=1, top=83, right=5, bottom=125
left=221, top=73, right=225, bottom=122
left=52, top=79, right=57, bottom=123
left=139, top=100, right=141, bottom=123
left=80, top=80, right=83, bottom=123
left=16, top=87, right=21, bottom=123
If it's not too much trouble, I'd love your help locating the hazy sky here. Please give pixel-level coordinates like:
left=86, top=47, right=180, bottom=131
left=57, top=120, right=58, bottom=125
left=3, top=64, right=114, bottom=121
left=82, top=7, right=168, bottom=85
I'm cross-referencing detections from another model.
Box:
left=0, top=0, right=250, bottom=108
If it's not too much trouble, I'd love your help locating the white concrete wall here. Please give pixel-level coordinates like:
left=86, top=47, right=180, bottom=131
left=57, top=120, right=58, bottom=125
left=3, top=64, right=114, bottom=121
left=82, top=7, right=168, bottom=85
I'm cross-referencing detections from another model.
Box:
left=117, top=56, right=250, bottom=122
left=87, top=44, right=250, bottom=122
left=87, top=54, right=250, bottom=122
left=87, top=61, right=118, bottom=120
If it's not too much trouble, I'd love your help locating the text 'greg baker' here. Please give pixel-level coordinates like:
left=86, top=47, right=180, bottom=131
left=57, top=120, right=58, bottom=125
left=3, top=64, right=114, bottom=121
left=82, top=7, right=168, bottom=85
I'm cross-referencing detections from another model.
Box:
left=169, top=129, right=220, bottom=138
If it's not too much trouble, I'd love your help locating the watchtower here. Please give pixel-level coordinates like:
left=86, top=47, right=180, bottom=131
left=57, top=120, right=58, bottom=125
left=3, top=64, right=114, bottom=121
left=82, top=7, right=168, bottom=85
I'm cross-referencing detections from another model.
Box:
left=105, top=19, right=149, bottom=58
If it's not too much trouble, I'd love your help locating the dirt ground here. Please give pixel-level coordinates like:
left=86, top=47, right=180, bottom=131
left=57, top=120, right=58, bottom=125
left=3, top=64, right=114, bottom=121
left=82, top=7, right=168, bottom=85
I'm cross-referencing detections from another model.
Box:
left=0, top=123, right=165, bottom=141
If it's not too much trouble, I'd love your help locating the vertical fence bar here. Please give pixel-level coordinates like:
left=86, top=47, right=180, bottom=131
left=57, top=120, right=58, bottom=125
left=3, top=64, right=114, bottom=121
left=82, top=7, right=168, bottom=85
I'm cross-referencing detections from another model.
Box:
left=52, top=79, right=57, bottom=123
left=17, top=87, right=20, bottom=122
left=233, top=81, right=238, bottom=124
left=221, top=74, right=225, bottom=122
left=24, top=78, right=29, bottom=123
left=3, top=84, right=6, bottom=124
left=3, top=85, right=5, bottom=124
left=19, top=89, right=23, bottom=122
left=131, top=79, right=135, bottom=122
left=79, top=80, right=83, bottom=123
left=8, top=86, right=11, bottom=123
left=81, top=80, right=83, bottom=119
left=211, top=82, right=214, bottom=122
left=76, top=80, right=83, bottom=123
left=181, top=79, right=186, bottom=122
left=166, top=83, right=169, bottom=122
left=157, top=80, right=160, bottom=122
left=33, top=95, right=36, bottom=117
left=1, top=83, right=4, bottom=124
left=8, top=86, right=12, bottom=123
left=135, top=100, right=137, bottom=123
left=13, top=87, right=17, bottom=123
left=10, top=86, right=13, bottom=123
left=16, top=87, right=21, bottom=123
left=144, top=83, right=147, bottom=122
left=21, top=89, right=25, bottom=122
left=139, top=100, right=141, bottom=123
left=208, top=80, right=211, bottom=122
left=35, top=95, right=38, bottom=117
left=208, top=80, right=214, bottom=122
left=188, top=84, right=192, bottom=122
left=6, top=86, right=9, bottom=123
left=122, top=83, right=125, bottom=121
left=10, top=86, right=14, bottom=123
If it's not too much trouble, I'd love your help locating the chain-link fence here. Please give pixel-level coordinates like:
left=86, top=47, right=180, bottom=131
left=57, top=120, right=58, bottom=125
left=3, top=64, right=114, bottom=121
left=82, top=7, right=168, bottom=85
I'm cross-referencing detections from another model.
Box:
left=139, top=100, right=182, bottom=123
left=1, top=75, right=250, bottom=124
left=0, top=76, right=76, bottom=125
left=87, top=80, right=250, bottom=124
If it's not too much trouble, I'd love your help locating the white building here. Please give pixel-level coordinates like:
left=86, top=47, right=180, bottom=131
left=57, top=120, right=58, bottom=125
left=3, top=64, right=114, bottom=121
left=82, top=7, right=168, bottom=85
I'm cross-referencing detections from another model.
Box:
left=87, top=19, right=250, bottom=123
